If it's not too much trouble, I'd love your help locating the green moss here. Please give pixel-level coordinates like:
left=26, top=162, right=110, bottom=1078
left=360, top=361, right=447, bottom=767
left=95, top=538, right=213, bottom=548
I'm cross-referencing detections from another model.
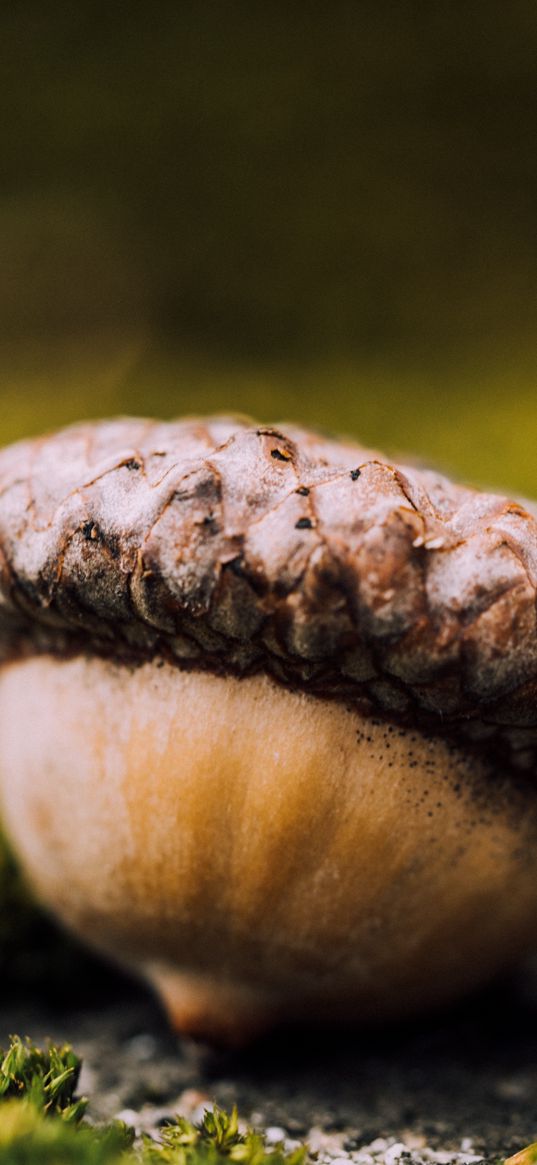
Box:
left=0, top=1035, right=87, bottom=1121
left=0, top=1037, right=132, bottom=1162
left=0, top=1103, right=132, bottom=1164
left=0, top=1035, right=307, bottom=1165
left=137, top=1107, right=306, bottom=1165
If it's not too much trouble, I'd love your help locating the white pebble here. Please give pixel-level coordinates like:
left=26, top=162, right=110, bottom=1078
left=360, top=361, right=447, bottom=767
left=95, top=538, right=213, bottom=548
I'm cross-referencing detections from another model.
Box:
left=191, top=1104, right=210, bottom=1125
left=385, top=1143, right=407, bottom=1165
left=116, top=1108, right=142, bottom=1129
left=77, top=1062, right=97, bottom=1095
left=265, top=1127, right=288, bottom=1144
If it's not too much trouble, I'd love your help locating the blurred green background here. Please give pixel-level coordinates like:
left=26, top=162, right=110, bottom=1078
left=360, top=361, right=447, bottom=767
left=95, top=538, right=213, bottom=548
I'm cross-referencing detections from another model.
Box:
left=3, top=2, right=537, bottom=494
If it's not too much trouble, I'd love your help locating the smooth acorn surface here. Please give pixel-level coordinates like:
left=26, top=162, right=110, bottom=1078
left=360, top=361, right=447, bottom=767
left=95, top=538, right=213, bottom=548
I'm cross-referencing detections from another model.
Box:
left=1, top=655, right=537, bottom=1044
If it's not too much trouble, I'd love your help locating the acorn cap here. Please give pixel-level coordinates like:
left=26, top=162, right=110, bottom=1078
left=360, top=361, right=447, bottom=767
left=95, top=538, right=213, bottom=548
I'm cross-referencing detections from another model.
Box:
left=0, top=416, right=536, bottom=769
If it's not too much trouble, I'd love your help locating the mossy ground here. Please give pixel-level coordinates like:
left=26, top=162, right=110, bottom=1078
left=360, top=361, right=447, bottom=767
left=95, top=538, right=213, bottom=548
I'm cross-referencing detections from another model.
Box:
left=3, top=981, right=537, bottom=1164
left=0, top=1035, right=307, bottom=1164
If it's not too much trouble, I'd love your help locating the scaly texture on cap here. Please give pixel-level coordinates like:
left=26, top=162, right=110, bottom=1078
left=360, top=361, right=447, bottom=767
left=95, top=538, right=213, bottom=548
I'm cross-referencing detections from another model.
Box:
left=0, top=416, right=536, bottom=769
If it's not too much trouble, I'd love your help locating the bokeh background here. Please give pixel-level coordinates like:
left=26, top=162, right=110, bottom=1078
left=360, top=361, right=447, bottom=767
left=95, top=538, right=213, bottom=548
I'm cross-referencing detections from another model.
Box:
left=3, top=2, right=537, bottom=494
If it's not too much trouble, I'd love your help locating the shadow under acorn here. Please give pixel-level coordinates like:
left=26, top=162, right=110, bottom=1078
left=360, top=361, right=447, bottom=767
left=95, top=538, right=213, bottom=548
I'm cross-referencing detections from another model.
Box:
left=0, top=831, right=135, bottom=1007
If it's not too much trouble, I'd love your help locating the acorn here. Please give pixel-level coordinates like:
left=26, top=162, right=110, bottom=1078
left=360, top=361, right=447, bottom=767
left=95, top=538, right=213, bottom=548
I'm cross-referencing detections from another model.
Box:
left=1, top=415, right=537, bottom=1045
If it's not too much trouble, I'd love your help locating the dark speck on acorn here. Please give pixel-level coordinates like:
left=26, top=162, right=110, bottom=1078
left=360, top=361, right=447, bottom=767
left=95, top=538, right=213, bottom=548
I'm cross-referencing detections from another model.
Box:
left=82, top=520, right=99, bottom=542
